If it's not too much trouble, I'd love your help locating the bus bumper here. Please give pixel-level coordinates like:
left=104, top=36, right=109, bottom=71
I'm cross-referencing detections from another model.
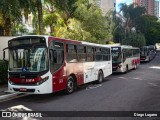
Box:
left=112, top=66, right=124, bottom=73
left=8, top=81, right=52, bottom=94
left=140, top=56, right=149, bottom=62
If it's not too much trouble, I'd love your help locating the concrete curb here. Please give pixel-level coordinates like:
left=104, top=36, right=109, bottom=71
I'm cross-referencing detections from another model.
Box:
left=0, top=89, right=29, bottom=102
left=0, top=92, right=19, bottom=102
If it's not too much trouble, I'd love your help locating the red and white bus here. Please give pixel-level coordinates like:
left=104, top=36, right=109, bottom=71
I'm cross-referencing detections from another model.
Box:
left=140, top=45, right=156, bottom=62
left=111, top=45, right=140, bottom=73
left=4, top=35, right=112, bottom=94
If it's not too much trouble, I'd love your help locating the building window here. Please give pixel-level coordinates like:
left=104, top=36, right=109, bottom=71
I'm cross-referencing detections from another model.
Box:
left=96, top=0, right=101, bottom=7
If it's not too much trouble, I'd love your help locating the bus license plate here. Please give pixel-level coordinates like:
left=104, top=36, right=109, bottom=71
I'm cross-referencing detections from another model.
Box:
left=20, top=88, right=27, bottom=92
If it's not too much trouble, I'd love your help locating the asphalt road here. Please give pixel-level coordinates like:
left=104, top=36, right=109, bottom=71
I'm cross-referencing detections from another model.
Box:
left=1, top=52, right=160, bottom=120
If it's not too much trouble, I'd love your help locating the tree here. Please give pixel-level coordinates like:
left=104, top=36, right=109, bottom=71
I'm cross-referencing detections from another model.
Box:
left=135, top=15, right=160, bottom=45
left=54, top=18, right=95, bottom=41
left=0, top=0, right=35, bottom=36
left=146, top=21, right=160, bottom=45
left=0, top=0, right=22, bottom=36
left=52, top=0, right=77, bottom=19
left=36, top=0, right=43, bottom=35
left=43, top=0, right=108, bottom=43
left=105, top=10, right=121, bottom=42
left=123, top=33, right=146, bottom=48
left=43, top=1, right=66, bottom=35
left=119, top=3, right=145, bottom=34
left=29, top=0, right=43, bottom=35
left=20, top=0, right=45, bottom=35
left=113, top=14, right=126, bottom=43
left=74, top=0, right=108, bottom=43
left=11, top=23, right=29, bottom=36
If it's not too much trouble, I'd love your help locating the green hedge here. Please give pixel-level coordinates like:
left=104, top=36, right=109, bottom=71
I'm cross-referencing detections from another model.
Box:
left=0, top=60, right=8, bottom=83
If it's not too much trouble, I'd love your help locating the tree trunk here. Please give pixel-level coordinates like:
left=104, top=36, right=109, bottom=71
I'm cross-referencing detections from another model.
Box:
left=3, top=16, right=11, bottom=36
left=50, top=25, right=54, bottom=35
left=37, top=0, right=43, bottom=35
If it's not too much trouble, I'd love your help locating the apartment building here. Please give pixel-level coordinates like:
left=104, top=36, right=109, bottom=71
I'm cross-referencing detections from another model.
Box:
left=133, top=0, right=159, bottom=18
left=90, top=0, right=116, bottom=14
left=154, top=0, right=159, bottom=18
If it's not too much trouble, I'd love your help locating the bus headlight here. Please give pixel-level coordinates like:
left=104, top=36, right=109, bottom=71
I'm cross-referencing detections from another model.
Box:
left=36, top=76, right=49, bottom=85
left=8, top=79, right=14, bottom=85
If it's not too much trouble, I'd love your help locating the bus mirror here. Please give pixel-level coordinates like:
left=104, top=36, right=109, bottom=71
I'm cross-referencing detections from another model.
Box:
left=3, top=51, right=5, bottom=60
left=3, top=47, right=8, bottom=60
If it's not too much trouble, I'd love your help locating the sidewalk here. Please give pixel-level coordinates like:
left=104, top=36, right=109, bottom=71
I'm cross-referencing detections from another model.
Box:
left=0, top=84, right=8, bottom=96
left=0, top=84, right=27, bottom=102
left=0, top=84, right=19, bottom=102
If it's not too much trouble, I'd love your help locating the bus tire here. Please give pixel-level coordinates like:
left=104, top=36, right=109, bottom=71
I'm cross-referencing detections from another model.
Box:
left=124, top=65, right=128, bottom=73
left=96, top=70, right=104, bottom=84
left=65, top=76, right=75, bottom=94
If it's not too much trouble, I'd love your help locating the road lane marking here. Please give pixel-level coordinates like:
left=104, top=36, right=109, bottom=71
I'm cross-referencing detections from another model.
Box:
left=86, top=84, right=102, bottom=90
left=148, top=83, right=160, bottom=87
left=149, top=66, right=160, bottom=70
left=131, top=77, right=143, bottom=81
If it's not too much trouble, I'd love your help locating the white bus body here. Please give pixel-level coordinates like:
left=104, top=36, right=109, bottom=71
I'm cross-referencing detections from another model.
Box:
left=111, top=45, right=140, bottom=73
left=7, top=35, right=112, bottom=94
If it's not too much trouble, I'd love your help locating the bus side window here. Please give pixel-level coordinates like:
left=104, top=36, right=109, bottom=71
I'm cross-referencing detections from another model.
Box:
left=66, top=44, right=77, bottom=62
left=122, top=50, right=126, bottom=62
left=77, top=45, right=86, bottom=62
left=107, top=48, right=111, bottom=61
left=49, top=41, right=64, bottom=73
left=133, top=49, right=140, bottom=57
left=102, top=48, right=110, bottom=61
left=87, top=46, right=94, bottom=62
left=95, top=47, right=103, bottom=61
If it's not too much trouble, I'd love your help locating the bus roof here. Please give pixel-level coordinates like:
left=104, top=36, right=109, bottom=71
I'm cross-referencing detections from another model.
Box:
left=82, top=41, right=110, bottom=48
left=8, top=35, right=111, bottom=48
left=111, top=45, right=139, bottom=49
left=9, top=35, right=80, bottom=42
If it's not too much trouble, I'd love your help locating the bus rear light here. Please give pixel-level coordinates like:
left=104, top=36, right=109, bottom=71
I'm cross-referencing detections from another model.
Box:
left=36, top=76, right=49, bottom=85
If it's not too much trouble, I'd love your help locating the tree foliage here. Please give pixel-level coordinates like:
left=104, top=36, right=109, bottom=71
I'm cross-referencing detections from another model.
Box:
left=116, top=3, right=160, bottom=46
left=0, top=60, right=8, bottom=83
left=2, top=0, right=159, bottom=46
left=119, top=3, right=145, bottom=34
left=123, top=33, right=146, bottom=48
left=42, top=0, right=109, bottom=43
left=73, top=0, right=108, bottom=43
left=0, top=0, right=22, bottom=36
left=136, top=15, right=160, bottom=45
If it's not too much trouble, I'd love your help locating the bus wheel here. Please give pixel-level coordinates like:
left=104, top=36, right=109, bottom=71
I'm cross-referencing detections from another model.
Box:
left=96, top=71, right=104, bottom=84
left=65, top=76, right=75, bottom=94
left=124, top=66, right=128, bottom=73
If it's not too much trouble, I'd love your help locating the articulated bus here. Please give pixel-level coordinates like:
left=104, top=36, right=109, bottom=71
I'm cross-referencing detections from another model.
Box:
left=140, top=45, right=156, bottom=62
left=111, top=45, right=140, bottom=73
left=4, top=35, right=112, bottom=94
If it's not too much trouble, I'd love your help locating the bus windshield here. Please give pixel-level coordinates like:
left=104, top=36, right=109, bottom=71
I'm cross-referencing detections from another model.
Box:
left=112, top=50, right=121, bottom=63
left=9, top=46, right=48, bottom=72
left=140, top=47, right=148, bottom=56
